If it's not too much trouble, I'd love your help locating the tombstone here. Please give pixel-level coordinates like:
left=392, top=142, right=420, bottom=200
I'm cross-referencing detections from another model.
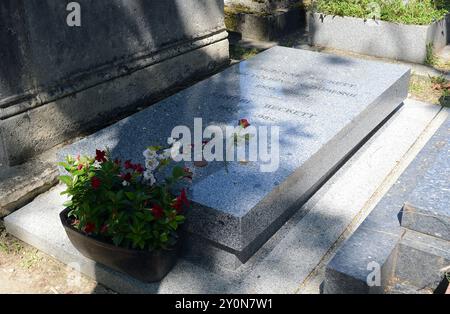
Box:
left=0, top=0, right=229, bottom=167
left=59, top=47, right=410, bottom=269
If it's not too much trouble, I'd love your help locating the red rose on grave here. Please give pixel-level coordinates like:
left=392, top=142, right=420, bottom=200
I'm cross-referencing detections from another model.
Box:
left=91, top=177, right=101, bottom=189
left=120, top=172, right=132, bottom=182
left=151, top=204, right=164, bottom=220
left=84, top=223, right=95, bottom=234
left=95, top=150, right=107, bottom=163
left=124, top=160, right=133, bottom=170
left=239, top=119, right=250, bottom=128
left=77, top=164, right=83, bottom=170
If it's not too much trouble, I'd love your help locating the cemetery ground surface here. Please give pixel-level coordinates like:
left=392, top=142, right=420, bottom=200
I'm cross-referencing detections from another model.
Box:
left=1, top=34, right=449, bottom=294
left=0, top=220, right=112, bottom=294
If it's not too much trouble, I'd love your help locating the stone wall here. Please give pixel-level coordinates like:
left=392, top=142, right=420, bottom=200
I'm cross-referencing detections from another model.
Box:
left=0, top=0, right=229, bottom=166
left=224, top=0, right=300, bottom=13
left=224, top=0, right=304, bottom=40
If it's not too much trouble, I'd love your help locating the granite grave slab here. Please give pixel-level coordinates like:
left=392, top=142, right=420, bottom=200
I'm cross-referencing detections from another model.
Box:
left=323, top=111, right=450, bottom=294
left=58, top=46, right=410, bottom=266
left=401, top=116, right=450, bottom=241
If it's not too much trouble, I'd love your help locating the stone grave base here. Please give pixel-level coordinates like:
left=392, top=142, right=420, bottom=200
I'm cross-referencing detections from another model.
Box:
left=4, top=99, right=442, bottom=293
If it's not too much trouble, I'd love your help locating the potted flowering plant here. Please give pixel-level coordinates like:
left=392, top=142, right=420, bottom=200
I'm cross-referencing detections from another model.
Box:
left=58, top=147, right=191, bottom=282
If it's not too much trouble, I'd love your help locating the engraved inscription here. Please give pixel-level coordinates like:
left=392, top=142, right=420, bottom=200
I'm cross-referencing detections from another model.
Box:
left=240, top=68, right=358, bottom=98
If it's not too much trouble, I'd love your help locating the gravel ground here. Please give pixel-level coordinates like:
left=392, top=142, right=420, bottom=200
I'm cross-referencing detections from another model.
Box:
left=0, top=220, right=115, bottom=294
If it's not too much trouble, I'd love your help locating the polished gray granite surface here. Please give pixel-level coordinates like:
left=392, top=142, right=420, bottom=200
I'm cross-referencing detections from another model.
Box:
left=59, top=46, right=410, bottom=256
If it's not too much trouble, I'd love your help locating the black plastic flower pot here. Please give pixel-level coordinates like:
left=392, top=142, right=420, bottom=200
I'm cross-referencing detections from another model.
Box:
left=60, top=208, right=180, bottom=283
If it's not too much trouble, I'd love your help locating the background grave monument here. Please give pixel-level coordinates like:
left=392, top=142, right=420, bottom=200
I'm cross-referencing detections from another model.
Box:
left=224, top=0, right=305, bottom=41
left=0, top=0, right=229, bottom=167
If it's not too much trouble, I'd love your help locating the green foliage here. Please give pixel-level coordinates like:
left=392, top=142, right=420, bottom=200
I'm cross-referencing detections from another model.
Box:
left=310, top=0, right=448, bottom=25
left=425, top=43, right=437, bottom=66
left=59, top=150, right=190, bottom=251
left=229, top=45, right=261, bottom=60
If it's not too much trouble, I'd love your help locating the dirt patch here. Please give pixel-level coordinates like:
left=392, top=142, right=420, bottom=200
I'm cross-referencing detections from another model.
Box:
left=409, top=74, right=450, bottom=107
left=0, top=220, right=115, bottom=294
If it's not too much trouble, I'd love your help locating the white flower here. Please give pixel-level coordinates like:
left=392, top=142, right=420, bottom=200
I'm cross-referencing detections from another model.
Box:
left=93, top=160, right=102, bottom=168
left=143, top=171, right=156, bottom=186
left=145, top=158, right=159, bottom=171
left=160, top=148, right=172, bottom=160
left=122, top=181, right=130, bottom=187
left=143, top=148, right=158, bottom=160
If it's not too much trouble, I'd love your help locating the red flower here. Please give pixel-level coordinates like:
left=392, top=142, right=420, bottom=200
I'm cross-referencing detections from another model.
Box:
left=77, top=164, right=83, bottom=170
left=180, top=188, right=189, bottom=207
left=134, top=163, right=144, bottom=174
left=151, top=204, right=164, bottom=220
left=124, top=160, right=133, bottom=170
left=120, top=172, right=132, bottom=182
left=239, top=119, right=250, bottom=128
left=91, top=177, right=101, bottom=189
left=84, top=223, right=95, bottom=234
left=173, top=188, right=189, bottom=213
left=95, top=150, right=107, bottom=163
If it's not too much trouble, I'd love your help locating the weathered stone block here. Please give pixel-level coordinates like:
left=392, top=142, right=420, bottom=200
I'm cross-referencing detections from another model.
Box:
left=308, top=12, right=448, bottom=64
left=225, top=0, right=305, bottom=41
left=0, top=0, right=229, bottom=166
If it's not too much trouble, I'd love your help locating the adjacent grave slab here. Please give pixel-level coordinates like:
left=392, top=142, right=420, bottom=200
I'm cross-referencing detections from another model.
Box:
left=391, top=230, right=450, bottom=292
left=323, top=110, right=450, bottom=294
left=400, top=117, right=450, bottom=241
left=308, top=12, right=448, bottom=64
left=58, top=47, right=410, bottom=266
